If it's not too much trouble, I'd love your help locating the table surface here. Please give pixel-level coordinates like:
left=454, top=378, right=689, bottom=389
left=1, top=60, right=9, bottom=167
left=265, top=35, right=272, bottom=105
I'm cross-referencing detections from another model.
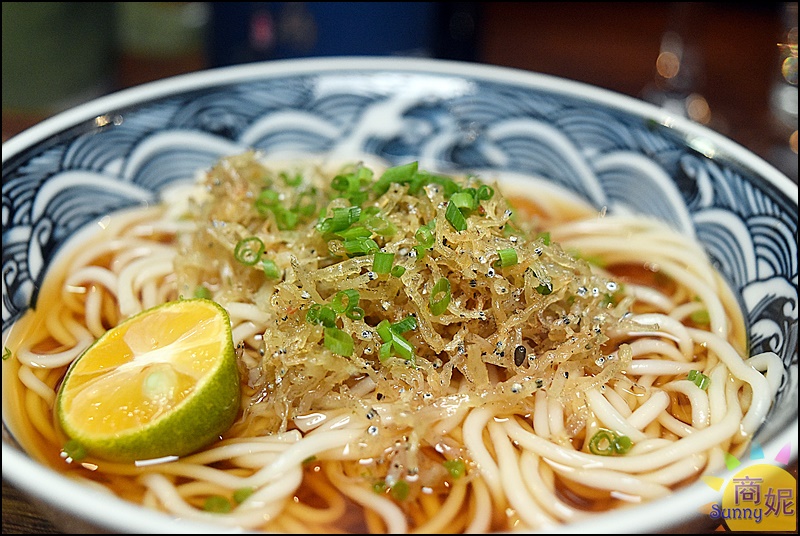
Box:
left=3, top=2, right=797, bottom=534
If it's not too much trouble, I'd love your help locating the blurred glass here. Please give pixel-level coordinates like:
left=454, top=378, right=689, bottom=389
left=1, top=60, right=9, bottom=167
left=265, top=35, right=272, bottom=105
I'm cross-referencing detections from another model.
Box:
left=767, top=2, right=798, bottom=181
left=2, top=2, right=117, bottom=117
left=640, top=3, right=714, bottom=126
left=114, top=2, right=209, bottom=88
left=205, top=2, right=480, bottom=67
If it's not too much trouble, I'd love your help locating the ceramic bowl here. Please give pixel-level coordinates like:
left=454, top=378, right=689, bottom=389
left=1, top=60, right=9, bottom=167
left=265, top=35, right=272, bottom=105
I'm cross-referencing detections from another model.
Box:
left=3, top=57, right=797, bottom=534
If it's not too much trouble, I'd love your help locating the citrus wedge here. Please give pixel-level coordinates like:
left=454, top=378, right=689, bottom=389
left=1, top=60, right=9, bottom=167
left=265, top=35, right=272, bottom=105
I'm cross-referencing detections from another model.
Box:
left=56, top=298, right=240, bottom=462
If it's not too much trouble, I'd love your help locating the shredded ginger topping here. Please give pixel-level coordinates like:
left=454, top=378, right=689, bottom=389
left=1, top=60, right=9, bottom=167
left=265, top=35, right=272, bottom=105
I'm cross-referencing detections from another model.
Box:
left=175, top=152, right=635, bottom=435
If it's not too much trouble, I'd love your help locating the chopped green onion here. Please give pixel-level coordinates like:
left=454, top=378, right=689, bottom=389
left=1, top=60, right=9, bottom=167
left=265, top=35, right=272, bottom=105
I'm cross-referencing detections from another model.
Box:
left=280, top=171, right=303, bottom=187
left=588, top=428, right=633, bottom=456
left=261, top=259, right=281, bottom=279
left=445, top=201, right=467, bottom=231
left=536, top=231, right=551, bottom=246
left=450, top=190, right=477, bottom=211
left=317, top=306, right=337, bottom=328
left=362, top=214, right=396, bottom=236
left=317, top=206, right=362, bottom=234
left=346, top=306, right=365, bottom=320
left=306, top=303, right=321, bottom=324
left=233, top=487, right=255, bottom=504
left=335, top=226, right=373, bottom=239
left=588, top=429, right=617, bottom=456
left=435, top=176, right=462, bottom=197
left=390, top=480, right=410, bottom=501
left=255, top=189, right=280, bottom=213
left=376, top=319, right=394, bottom=343
left=443, top=459, right=466, bottom=479
left=375, top=317, right=416, bottom=363
left=415, top=220, right=436, bottom=249
left=373, top=161, right=418, bottom=196
left=688, top=369, right=710, bottom=390
left=390, top=265, right=406, bottom=278
left=255, top=187, right=307, bottom=230
left=476, top=184, right=494, bottom=201
left=690, top=309, right=710, bottom=325
left=494, top=248, right=518, bottom=268
left=331, top=289, right=360, bottom=314
left=390, top=333, right=414, bottom=361
left=234, top=237, right=264, bottom=266
left=613, top=435, right=633, bottom=454
left=193, top=285, right=212, bottom=299
left=203, top=495, right=232, bottom=513
left=429, top=277, right=451, bottom=315
left=391, top=315, right=417, bottom=334
left=273, top=206, right=299, bottom=230
left=535, top=283, right=553, bottom=295
left=331, top=173, right=357, bottom=193
left=343, top=237, right=380, bottom=256
left=373, top=251, right=395, bottom=274
left=324, top=326, right=354, bottom=356
left=307, top=303, right=337, bottom=328
left=378, top=341, right=393, bottom=361
left=294, top=191, right=318, bottom=217
left=2, top=347, right=11, bottom=361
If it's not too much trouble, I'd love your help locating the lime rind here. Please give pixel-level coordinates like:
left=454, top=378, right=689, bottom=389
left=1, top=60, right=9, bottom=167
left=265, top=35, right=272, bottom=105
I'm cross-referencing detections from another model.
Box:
left=55, top=298, right=241, bottom=463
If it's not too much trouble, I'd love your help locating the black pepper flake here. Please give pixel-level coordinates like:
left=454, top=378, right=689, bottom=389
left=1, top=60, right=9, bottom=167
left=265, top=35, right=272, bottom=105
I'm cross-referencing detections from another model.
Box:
left=514, top=345, right=526, bottom=367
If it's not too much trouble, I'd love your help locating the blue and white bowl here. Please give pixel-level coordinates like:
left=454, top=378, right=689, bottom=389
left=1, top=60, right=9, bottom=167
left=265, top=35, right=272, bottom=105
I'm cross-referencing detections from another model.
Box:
left=3, top=57, right=797, bottom=533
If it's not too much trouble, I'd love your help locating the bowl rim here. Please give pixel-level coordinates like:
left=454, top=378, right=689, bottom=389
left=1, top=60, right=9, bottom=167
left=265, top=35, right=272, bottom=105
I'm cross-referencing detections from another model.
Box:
left=2, top=55, right=798, bottom=534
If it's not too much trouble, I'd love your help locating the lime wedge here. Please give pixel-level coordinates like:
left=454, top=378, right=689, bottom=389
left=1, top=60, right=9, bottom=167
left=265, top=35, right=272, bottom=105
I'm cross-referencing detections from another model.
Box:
left=56, top=298, right=240, bottom=462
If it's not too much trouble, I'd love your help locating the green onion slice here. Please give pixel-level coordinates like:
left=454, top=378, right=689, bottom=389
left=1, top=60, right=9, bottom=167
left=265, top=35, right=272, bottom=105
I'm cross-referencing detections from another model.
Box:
left=378, top=341, right=393, bottom=361
left=445, top=201, right=467, bottom=232
left=234, top=237, right=264, bottom=266
left=588, top=429, right=617, bottom=456
left=494, top=248, right=518, bottom=268
left=443, top=459, right=466, bottom=479
left=391, top=333, right=414, bottom=361
left=390, top=480, right=410, bottom=501
left=346, top=306, right=365, bottom=320
left=331, top=289, right=360, bottom=314
left=429, top=277, right=451, bottom=315
left=450, top=190, right=477, bottom=211
left=588, top=428, right=633, bottom=456
left=203, top=495, right=232, bottom=513
left=193, top=285, right=212, bottom=299
left=233, top=487, right=255, bottom=504
left=688, top=369, right=710, bottom=390
left=324, top=326, right=354, bottom=357
left=373, top=251, right=395, bottom=274
left=391, top=315, right=417, bottom=334
left=476, top=184, right=494, bottom=200
left=376, top=319, right=394, bottom=343
left=261, top=259, right=281, bottom=279
left=343, top=237, right=380, bottom=256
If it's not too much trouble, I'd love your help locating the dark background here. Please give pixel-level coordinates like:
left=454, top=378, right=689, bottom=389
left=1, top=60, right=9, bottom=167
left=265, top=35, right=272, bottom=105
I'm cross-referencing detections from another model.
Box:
left=4, top=2, right=798, bottom=180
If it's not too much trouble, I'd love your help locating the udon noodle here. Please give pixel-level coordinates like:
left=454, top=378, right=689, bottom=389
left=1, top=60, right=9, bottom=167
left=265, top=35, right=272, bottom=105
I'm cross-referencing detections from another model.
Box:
left=3, top=152, right=784, bottom=533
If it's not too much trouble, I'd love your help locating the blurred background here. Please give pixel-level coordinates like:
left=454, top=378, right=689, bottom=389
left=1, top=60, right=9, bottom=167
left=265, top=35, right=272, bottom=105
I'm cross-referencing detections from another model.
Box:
left=2, top=3, right=798, bottom=533
left=2, top=2, right=797, bottom=181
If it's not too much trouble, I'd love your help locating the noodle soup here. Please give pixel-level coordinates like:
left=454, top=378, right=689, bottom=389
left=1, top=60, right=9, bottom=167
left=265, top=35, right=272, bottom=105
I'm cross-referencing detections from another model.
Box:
left=2, top=154, right=779, bottom=533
